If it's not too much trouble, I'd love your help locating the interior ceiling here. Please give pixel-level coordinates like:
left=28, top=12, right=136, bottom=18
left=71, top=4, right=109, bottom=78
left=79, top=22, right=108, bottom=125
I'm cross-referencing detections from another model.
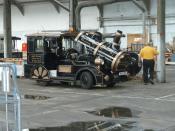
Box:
left=0, top=0, right=140, bottom=4
left=0, top=0, right=148, bottom=15
left=0, top=0, right=94, bottom=4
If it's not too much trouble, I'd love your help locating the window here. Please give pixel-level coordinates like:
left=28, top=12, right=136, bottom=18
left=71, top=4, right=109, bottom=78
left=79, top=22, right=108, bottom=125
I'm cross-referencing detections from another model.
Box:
left=27, top=36, right=43, bottom=53
left=62, top=38, right=80, bottom=52
left=35, top=39, right=43, bottom=52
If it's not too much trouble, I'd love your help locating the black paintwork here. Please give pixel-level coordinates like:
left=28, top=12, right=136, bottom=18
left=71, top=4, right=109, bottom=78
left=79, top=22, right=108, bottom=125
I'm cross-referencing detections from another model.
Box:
left=25, top=32, right=141, bottom=88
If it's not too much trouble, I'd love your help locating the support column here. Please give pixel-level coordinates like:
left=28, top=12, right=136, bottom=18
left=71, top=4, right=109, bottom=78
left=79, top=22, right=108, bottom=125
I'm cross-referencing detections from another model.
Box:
left=97, top=5, right=104, bottom=33
left=147, top=15, right=151, bottom=43
left=142, top=12, right=146, bottom=44
left=132, top=0, right=147, bottom=44
left=157, top=0, right=166, bottom=82
left=3, top=0, right=12, bottom=58
left=69, top=0, right=78, bottom=32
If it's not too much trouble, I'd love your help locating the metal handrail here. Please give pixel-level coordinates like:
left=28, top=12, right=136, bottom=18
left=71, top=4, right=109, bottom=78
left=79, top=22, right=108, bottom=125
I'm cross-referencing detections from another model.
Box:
left=0, top=63, right=21, bottom=131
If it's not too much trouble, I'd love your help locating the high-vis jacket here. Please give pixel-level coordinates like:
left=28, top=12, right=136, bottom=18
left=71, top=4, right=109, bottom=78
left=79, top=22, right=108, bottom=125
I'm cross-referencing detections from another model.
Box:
left=139, top=46, right=159, bottom=60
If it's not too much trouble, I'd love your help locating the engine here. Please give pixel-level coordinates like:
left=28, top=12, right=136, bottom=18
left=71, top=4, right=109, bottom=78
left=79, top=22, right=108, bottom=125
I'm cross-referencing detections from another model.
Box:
left=75, top=31, right=141, bottom=76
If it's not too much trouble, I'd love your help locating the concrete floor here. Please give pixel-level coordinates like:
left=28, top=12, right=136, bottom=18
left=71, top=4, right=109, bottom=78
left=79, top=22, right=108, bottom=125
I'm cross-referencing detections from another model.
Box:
left=1, top=65, right=175, bottom=131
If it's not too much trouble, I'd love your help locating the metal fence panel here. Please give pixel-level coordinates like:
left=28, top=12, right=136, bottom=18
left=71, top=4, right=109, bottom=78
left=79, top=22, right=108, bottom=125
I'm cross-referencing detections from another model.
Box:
left=0, top=63, right=21, bottom=131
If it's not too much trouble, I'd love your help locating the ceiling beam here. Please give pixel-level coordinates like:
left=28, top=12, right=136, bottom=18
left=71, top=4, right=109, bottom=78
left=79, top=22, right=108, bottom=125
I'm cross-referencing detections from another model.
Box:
left=0, top=0, right=69, bottom=6
left=132, top=0, right=146, bottom=12
left=53, top=0, right=70, bottom=12
left=11, top=0, right=24, bottom=15
left=48, top=0, right=60, bottom=13
left=97, top=5, right=104, bottom=28
left=141, top=0, right=150, bottom=13
left=0, top=0, right=70, bottom=14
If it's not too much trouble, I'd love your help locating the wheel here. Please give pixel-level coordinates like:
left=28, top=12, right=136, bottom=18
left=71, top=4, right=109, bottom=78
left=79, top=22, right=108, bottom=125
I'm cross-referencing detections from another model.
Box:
left=31, top=66, right=49, bottom=80
left=31, top=66, right=51, bottom=86
left=80, top=71, right=94, bottom=89
left=127, top=52, right=142, bottom=75
left=106, top=82, right=116, bottom=87
left=105, top=74, right=116, bottom=87
left=36, top=80, right=50, bottom=86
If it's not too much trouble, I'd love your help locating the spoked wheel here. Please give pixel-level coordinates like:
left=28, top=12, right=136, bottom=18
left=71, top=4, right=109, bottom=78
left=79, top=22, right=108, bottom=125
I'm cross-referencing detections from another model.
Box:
left=31, top=66, right=50, bottom=86
left=80, top=71, right=94, bottom=89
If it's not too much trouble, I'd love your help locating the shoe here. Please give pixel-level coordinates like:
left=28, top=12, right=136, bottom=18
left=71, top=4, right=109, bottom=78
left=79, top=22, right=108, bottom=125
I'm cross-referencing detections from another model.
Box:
left=149, top=79, right=154, bottom=85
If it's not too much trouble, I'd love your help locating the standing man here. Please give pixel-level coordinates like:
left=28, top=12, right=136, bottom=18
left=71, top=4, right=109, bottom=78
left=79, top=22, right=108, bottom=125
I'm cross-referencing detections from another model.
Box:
left=139, top=43, right=159, bottom=85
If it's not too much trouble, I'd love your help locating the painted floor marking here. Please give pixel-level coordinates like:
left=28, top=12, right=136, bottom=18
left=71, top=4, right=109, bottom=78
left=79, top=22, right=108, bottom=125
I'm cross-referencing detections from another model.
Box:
left=155, top=94, right=175, bottom=99
left=25, top=88, right=175, bottom=102
left=167, top=68, right=175, bottom=71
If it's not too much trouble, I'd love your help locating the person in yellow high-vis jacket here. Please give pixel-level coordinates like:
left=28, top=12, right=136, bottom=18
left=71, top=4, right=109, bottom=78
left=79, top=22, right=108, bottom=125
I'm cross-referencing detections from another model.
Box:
left=139, top=43, right=159, bottom=85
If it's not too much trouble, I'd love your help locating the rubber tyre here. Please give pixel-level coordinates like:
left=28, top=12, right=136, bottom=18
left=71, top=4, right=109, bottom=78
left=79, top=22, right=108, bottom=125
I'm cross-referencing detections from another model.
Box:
left=80, top=72, right=94, bottom=89
left=106, top=82, right=116, bottom=87
left=106, top=75, right=116, bottom=87
left=36, top=80, right=50, bottom=86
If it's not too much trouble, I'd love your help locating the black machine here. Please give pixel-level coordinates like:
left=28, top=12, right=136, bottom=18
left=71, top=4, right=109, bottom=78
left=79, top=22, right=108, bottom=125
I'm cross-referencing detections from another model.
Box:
left=25, top=31, right=141, bottom=89
left=0, top=35, right=22, bottom=58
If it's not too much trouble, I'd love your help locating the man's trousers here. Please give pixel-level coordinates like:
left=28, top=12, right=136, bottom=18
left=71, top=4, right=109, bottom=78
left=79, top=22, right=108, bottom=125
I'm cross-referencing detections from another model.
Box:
left=143, top=59, right=155, bottom=83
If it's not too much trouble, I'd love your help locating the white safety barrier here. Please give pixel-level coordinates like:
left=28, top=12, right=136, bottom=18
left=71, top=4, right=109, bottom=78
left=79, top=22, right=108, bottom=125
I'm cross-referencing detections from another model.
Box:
left=0, top=63, right=21, bottom=131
